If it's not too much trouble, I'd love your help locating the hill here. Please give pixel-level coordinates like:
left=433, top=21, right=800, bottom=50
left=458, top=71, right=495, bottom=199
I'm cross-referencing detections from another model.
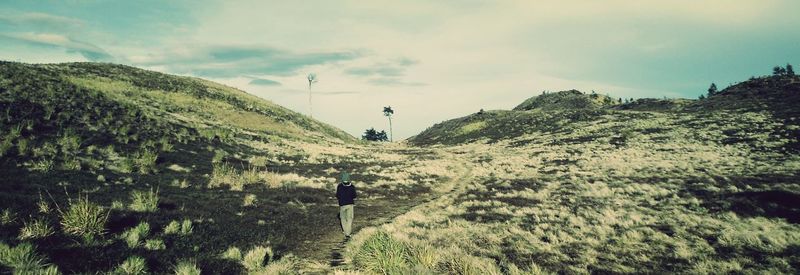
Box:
left=409, top=76, right=800, bottom=148
left=513, top=89, right=619, bottom=111
left=0, top=62, right=458, bottom=274
left=353, top=75, right=800, bottom=274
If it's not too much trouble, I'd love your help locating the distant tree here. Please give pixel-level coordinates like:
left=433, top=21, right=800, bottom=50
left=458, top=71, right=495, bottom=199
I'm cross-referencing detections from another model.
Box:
left=787, top=63, right=795, bottom=76
left=617, top=98, right=622, bottom=104
left=383, top=106, right=394, bottom=142
left=362, top=128, right=388, bottom=142
left=773, top=66, right=786, bottom=76
left=707, top=83, right=718, bottom=96
left=307, top=73, right=318, bottom=118
left=698, top=94, right=706, bottom=100
left=477, top=108, right=485, bottom=115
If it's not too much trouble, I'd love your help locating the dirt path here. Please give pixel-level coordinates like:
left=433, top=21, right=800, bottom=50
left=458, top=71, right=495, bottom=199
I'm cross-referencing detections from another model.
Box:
left=296, top=149, right=473, bottom=274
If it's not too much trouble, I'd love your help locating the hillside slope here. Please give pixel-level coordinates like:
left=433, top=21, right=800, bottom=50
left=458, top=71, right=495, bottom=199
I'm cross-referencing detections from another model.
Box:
left=0, top=62, right=457, bottom=274
left=409, top=76, right=800, bottom=148
left=349, top=75, right=800, bottom=274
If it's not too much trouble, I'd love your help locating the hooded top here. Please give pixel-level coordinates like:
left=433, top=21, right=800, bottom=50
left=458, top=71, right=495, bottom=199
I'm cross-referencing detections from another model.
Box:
left=336, top=174, right=356, bottom=206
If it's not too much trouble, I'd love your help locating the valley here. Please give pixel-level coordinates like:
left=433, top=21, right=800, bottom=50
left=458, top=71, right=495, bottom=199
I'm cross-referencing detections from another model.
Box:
left=1, top=62, right=799, bottom=274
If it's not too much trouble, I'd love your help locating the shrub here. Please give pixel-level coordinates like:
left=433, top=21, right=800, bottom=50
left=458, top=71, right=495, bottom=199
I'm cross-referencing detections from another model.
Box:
left=221, top=246, right=242, bottom=261
left=60, top=196, right=108, bottom=241
left=242, top=246, right=274, bottom=272
left=18, top=218, right=54, bottom=240
left=121, top=222, right=150, bottom=248
left=115, top=255, right=148, bottom=274
left=352, top=230, right=411, bottom=274
left=173, top=260, right=201, bottom=275
left=129, top=188, right=159, bottom=212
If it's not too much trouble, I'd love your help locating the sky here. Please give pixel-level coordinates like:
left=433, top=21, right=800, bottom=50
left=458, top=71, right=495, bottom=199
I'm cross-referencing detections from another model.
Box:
left=2, top=1, right=799, bottom=140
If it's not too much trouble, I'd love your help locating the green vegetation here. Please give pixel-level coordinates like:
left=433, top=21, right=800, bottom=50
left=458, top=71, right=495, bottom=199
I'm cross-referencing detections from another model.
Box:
left=121, top=222, right=150, bottom=248
left=114, top=256, right=148, bottom=275
left=59, top=196, right=108, bottom=241
left=363, top=127, right=389, bottom=141
left=18, top=218, right=54, bottom=240
left=0, top=242, right=59, bottom=274
left=173, top=260, right=201, bottom=275
left=3, top=61, right=798, bottom=273
left=128, top=188, right=159, bottom=212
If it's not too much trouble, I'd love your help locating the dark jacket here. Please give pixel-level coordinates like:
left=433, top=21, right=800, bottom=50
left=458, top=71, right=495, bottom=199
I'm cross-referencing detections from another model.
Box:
left=336, top=183, right=356, bottom=206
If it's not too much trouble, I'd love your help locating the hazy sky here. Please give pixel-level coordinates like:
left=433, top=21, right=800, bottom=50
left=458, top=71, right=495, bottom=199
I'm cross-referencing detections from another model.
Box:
left=2, top=1, right=799, bottom=140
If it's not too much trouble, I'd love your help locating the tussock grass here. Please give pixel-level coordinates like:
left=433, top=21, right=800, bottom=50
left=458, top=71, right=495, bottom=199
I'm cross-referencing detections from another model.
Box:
left=242, top=245, right=274, bottom=272
left=0, top=209, right=17, bottom=225
left=133, top=149, right=158, bottom=174
left=164, top=219, right=193, bottom=236
left=18, top=218, right=54, bottom=240
left=129, top=188, right=159, bottom=212
left=164, top=220, right=181, bottom=234
left=121, top=222, right=150, bottom=248
left=209, top=162, right=263, bottom=191
left=221, top=246, right=242, bottom=261
left=252, top=256, right=298, bottom=275
left=0, top=242, right=59, bottom=274
left=351, top=230, right=412, bottom=274
left=59, top=196, right=108, bottom=241
left=115, top=255, right=148, bottom=274
left=242, top=194, right=258, bottom=207
left=173, top=260, right=201, bottom=275
left=144, top=239, right=166, bottom=251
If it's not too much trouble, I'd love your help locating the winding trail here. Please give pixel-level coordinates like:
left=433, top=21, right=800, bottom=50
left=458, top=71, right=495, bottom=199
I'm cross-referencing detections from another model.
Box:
left=297, top=149, right=474, bottom=274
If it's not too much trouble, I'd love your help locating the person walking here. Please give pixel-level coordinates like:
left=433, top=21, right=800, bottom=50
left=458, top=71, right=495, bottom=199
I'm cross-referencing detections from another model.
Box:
left=336, top=172, right=357, bottom=239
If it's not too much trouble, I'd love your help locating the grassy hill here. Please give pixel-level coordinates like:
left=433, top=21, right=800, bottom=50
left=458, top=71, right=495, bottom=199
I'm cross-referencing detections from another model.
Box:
left=409, top=76, right=800, bottom=148
left=347, top=75, right=800, bottom=274
left=0, top=62, right=458, bottom=274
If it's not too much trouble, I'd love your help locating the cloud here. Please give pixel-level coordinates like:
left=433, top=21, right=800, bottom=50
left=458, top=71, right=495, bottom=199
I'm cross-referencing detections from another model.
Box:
left=367, top=77, right=426, bottom=87
left=131, top=45, right=361, bottom=78
left=248, top=77, right=281, bottom=86
left=344, top=57, right=423, bottom=86
left=0, top=12, right=85, bottom=30
left=0, top=32, right=113, bottom=61
left=276, top=88, right=360, bottom=96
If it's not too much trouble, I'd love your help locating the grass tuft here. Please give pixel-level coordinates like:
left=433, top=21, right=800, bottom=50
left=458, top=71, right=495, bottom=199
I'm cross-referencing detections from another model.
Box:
left=144, top=239, right=166, bottom=251
left=173, top=259, right=201, bottom=275
left=242, top=246, right=273, bottom=272
left=129, top=188, right=159, bottom=212
left=115, top=255, right=148, bottom=274
left=60, top=196, right=108, bottom=241
left=221, top=246, right=242, bottom=261
left=0, top=242, right=58, bottom=274
left=18, top=218, right=54, bottom=240
left=352, top=230, right=411, bottom=274
left=121, top=222, right=150, bottom=248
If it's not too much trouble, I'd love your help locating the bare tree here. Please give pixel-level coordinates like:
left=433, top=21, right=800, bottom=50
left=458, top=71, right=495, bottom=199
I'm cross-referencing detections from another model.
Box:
left=383, top=106, right=394, bottom=142
left=307, top=73, right=318, bottom=118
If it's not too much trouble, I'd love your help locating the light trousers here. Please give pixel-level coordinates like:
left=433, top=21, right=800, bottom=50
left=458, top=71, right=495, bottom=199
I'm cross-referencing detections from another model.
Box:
left=339, top=204, right=354, bottom=236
